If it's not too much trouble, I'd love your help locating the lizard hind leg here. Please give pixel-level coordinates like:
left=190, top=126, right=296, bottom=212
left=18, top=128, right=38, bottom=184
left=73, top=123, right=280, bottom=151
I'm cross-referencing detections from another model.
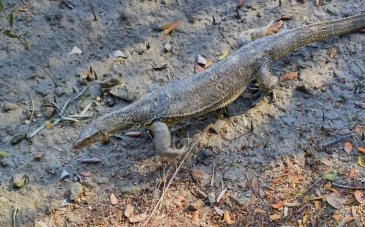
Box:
left=256, top=56, right=278, bottom=92
left=151, top=121, right=187, bottom=158
left=251, top=56, right=278, bottom=106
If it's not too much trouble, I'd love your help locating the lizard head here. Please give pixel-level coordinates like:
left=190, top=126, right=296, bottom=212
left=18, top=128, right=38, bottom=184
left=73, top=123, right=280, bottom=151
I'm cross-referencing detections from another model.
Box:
left=72, top=121, right=109, bottom=149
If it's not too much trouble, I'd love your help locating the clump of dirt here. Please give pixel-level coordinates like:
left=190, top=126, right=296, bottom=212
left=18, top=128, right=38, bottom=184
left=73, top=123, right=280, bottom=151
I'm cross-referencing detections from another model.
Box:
left=0, top=0, right=365, bottom=226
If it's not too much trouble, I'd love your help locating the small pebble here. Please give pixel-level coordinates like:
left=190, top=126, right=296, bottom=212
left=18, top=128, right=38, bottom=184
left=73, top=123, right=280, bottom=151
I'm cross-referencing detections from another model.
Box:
left=164, top=43, right=172, bottom=52
left=110, top=193, right=118, bottom=205
left=13, top=173, right=27, bottom=188
left=4, top=102, right=18, bottom=112
left=43, top=106, right=55, bottom=119
left=196, top=54, right=207, bottom=65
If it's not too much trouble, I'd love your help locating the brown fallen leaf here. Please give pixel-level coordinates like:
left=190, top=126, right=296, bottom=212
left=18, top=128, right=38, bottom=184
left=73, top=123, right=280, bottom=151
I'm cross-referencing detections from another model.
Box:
left=80, top=66, right=97, bottom=81
left=124, top=203, right=134, bottom=218
left=152, top=64, right=168, bottom=71
left=358, top=146, right=365, bottom=155
left=324, top=183, right=337, bottom=193
left=129, top=213, right=147, bottom=223
left=325, top=193, right=347, bottom=209
left=110, top=193, right=118, bottom=205
left=124, top=131, right=143, bottom=137
left=332, top=213, right=341, bottom=221
left=237, top=0, right=244, bottom=9
left=354, top=190, right=365, bottom=204
left=272, top=200, right=285, bottom=209
left=277, top=15, right=293, bottom=21
left=316, top=0, right=320, bottom=7
left=281, top=71, right=298, bottom=81
left=223, top=210, right=234, bottom=225
left=348, top=169, right=356, bottom=180
left=313, top=200, right=320, bottom=210
left=162, top=19, right=181, bottom=40
left=251, top=177, right=259, bottom=193
left=343, top=141, right=353, bottom=154
left=191, top=209, right=200, bottom=224
left=267, top=20, right=284, bottom=35
left=329, top=47, right=337, bottom=59
left=269, top=213, right=281, bottom=221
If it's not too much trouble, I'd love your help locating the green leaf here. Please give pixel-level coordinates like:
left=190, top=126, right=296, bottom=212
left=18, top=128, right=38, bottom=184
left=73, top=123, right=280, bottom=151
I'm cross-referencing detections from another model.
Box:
left=0, top=150, right=9, bottom=158
left=0, top=1, right=4, bottom=11
left=8, top=13, right=14, bottom=28
left=3, top=30, right=18, bottom=38
left=324, top=173, right=337, bottom=181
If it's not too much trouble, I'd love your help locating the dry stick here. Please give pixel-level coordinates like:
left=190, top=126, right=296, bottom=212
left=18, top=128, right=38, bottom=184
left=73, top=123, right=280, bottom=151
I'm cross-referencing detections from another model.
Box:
left=26, top=92, right=35, bottom=134
left=12, top=207, right=18, bottom=227
left=332, top=183, right=365, bottom=190
left=143, top=140, right=198, bottom=225
left=28, top=87, right=88, bottom=138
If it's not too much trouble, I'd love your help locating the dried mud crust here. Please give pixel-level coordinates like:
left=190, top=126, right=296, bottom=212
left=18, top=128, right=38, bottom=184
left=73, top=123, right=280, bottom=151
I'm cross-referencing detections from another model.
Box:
left=0, top=0, right=365, bottom=226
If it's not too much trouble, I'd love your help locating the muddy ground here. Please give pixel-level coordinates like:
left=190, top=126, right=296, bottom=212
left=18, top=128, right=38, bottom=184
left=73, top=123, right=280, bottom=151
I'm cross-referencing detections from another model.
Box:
left=0, top=0, right=365, bottom=226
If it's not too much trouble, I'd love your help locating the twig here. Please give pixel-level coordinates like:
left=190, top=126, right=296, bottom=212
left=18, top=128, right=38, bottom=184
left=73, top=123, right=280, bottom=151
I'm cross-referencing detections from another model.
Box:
left=12, top=207, right=18, bottom=227
left=88, top=0, right=98, bottom=21
left=143, top=140, right=197, bottom=226
left=302, top=177, right=323, bottom=195
left=26, top=92, right=35, bottom=134
left=27, top=86, right=88, bottom=138
left=211, top=162, right=215, bottom=187
left=332, top=183, right=365, bottom=190
left=320, top=134, right=353, bottom=149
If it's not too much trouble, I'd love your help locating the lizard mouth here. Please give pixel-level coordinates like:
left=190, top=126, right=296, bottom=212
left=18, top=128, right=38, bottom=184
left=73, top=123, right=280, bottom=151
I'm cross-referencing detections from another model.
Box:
left=72, top=127, right=103, bottom=149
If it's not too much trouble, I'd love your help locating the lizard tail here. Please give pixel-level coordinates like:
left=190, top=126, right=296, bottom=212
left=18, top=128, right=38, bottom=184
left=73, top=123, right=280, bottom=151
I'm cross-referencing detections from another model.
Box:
left=269, top=13, right=365, bottom=60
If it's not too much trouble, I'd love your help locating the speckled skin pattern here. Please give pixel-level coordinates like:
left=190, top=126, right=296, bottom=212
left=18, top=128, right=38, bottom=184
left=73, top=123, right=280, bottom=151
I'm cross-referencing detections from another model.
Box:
left=73, top=13, right=365, bottom=150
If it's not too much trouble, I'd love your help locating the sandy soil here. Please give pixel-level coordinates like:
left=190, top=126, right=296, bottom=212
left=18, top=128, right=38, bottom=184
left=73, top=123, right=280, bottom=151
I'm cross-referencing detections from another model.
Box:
left=0, top=0, right=365, bottom=226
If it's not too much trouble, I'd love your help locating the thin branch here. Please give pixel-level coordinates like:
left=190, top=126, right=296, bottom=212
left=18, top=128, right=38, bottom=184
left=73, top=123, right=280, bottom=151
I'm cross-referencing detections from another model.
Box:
left=332, top=183, right=365, bottom=190
left=143, top=140, right=197, bottom=226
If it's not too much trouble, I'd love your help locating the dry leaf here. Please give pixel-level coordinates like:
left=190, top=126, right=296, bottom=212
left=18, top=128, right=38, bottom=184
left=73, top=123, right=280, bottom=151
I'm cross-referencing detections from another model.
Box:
left=355, top=102, right=365, bottom=109
left=324, top=183, right=337, bottom=193
left=223, top=210, right=234, bottom=225
left=338, top=216, right=354, bottom=227
left=124, top=131, right=142, bottom=137
left=110, top=193, right=118, bottom=205
left=348, top=169, right=356, bottom=180
left=314, top=200, right=320, bottom=210
left=316, top=0, right=320, bottom=7
left=277, top=15, right=293, bottom=21
left=358, top=156, right=365, bottom=167
left=237, top=0, right=244, bottom=9
left=204, top=60, right=214, bottom=68
left=124, top=203, right=134, bottom=218
left=68, top=46, right=82, bottom=55
left=354, top=190, right=365, bottom=204
left=129, top=213, right=147, bottom=223
left=343, top=141, right=352, bottom=154
left=332, top=213, right=341, bottom=221
left=218, top=50, right=229, bottom=61
left=162, top=19, right=181, bottom=40
left=251, top=177, right=259, bottom=193
left=267, top=20, right=284, bottom=35
left=325, top=193, right=347, bottom=209
left=358, top=146, right=365, bottom=155
left=272, top=200, right=285, bottom=209
left=194, top=62, right=205, bottom=73
left=45, top=121, right=53, bottom=129
left=281, top=71, right=298, bottom=81
left=191, top=210, right=200, bottom=224
left=329, top=47, right=337, bottom=59
left=152, top=64, right=168, bottom=71
left=191, top=167, right=208, bottom=183
left=269, top=213, right=281, bottom=221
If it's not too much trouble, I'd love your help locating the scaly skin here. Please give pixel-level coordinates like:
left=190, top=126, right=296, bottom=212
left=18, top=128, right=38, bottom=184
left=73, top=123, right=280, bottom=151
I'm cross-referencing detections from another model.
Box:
left=73, top=13, right=365, bottom=150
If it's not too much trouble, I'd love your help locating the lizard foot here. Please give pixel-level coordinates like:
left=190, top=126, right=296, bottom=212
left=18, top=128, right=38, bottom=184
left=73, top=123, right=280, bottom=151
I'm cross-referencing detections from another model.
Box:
left=151, top=121, right=188, bottom=158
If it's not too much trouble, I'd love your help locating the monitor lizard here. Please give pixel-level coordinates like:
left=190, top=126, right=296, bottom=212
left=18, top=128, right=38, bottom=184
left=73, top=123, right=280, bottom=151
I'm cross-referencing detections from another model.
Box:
left=73, top=13, right=365, bottom=157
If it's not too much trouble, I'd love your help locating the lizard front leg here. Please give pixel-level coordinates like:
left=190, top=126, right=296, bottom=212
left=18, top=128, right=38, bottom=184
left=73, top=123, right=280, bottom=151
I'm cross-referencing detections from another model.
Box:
left=151, top=121, right=187, bottom=157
